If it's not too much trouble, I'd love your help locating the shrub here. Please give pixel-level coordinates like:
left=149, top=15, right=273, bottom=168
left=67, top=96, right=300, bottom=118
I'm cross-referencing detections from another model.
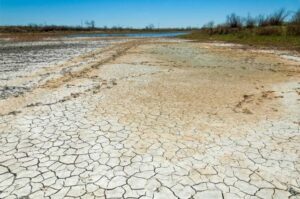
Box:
left=287, top=25, right=300, bottom=35
left=255, top=26, right=283, bottom=36
left=212, top=25, right=240, bottom=35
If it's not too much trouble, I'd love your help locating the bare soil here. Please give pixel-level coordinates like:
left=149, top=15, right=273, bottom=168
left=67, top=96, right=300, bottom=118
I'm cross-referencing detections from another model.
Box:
left=0, top=37, right=299, bottom=198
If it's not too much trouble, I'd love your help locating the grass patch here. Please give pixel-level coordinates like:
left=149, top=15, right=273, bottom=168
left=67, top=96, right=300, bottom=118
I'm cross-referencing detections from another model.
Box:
left=181, top=30, right=300, bottom=51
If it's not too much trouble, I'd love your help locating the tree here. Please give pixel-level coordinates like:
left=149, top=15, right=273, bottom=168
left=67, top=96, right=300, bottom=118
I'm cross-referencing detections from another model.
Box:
left=245, top=14, right=256, bottom=28
left=226, top=13, right=243, bottom=28
left=85, top=20, right=95, bottom=29
left=267, top=8, right=289, bottom=26
left=202, top=21, right=215, bottom=35
left=291, top=9, right=300, bottom=25
left=145, top=24, right=155, bottom=30
left=257, top=15, right=268, bottom=27
left=203, top=21, right=214, bottom=29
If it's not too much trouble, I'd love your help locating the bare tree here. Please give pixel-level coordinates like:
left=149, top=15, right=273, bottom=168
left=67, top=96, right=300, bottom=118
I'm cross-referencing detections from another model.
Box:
left=245, top=14, right=256, bottom=28
left=291, top=9, right=300, bottom=25
left=145, top=24, right=155, bottom=30
left=90, top=20, right=95, bottom=29
left=257, top=15, right=267, bottom=27
left=226, top=13, right=243, bottom=28
left=203, top=21, right=214, bottom=29
left=202, top=21, right=215, bottom=35
left=267, top=8, right=289, bottom=26
left=85, top=20, right=95, bottom=29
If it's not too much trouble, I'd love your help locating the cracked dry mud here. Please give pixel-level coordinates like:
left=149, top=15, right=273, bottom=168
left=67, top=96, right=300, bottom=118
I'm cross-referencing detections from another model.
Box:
left=0, top=37, right=299, bottom=199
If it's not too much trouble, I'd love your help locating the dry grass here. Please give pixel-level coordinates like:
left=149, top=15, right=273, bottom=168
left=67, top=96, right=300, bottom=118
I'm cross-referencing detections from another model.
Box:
left=181, top=29, right=300, bottom=52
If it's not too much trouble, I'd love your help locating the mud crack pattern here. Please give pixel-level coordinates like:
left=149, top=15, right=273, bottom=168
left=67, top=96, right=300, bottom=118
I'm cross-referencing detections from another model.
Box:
left=0, top=38, right=299, bottom=199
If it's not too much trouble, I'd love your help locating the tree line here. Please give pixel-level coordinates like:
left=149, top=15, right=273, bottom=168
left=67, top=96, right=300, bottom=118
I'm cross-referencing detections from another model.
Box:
left=0, top=21, right=197, bottom=33
left=202, top=8, right=300, bottom=36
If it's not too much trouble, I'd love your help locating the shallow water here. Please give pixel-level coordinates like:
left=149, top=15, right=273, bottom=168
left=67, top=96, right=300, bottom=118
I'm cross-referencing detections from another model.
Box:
left=67, top=32, right=188, bottom=38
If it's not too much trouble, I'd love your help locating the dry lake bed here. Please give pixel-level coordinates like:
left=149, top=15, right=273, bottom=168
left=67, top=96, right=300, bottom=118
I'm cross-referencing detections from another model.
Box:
left=0, top=36, right=299, bottom=199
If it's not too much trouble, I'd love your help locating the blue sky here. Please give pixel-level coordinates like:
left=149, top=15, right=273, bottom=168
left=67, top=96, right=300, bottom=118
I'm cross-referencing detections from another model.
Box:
left=0, top=0, right=299, bottom=28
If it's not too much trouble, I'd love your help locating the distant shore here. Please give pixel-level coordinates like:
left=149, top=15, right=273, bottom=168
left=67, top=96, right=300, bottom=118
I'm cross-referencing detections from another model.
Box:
left=0, top=26, right=191, bottom=41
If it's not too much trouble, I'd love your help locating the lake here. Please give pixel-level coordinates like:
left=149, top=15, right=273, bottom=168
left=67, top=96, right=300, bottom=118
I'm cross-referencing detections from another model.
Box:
left=67, top=32, right=188, bottom=38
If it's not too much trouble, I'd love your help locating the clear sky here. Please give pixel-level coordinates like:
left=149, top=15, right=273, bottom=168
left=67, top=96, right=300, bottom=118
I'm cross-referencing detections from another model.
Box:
left=0, top=0, right=299, bottom=28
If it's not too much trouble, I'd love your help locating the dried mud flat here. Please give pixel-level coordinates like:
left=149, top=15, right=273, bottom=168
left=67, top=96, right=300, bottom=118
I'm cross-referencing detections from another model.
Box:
left=0, top=37, right=299, bottom=199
